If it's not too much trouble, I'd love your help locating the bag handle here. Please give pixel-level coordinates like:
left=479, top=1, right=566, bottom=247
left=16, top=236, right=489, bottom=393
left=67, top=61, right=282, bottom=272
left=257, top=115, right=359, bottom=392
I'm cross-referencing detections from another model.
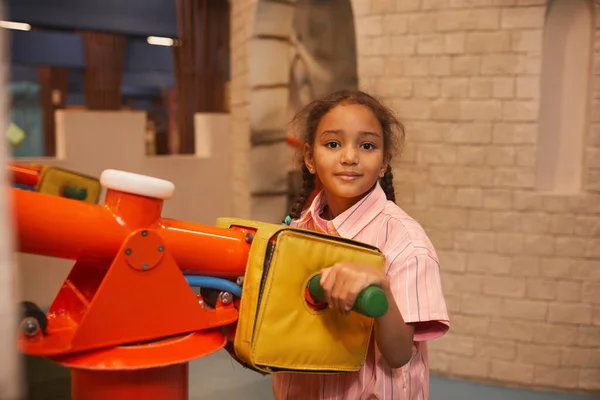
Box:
left=307, top=274, right=389, bottom=318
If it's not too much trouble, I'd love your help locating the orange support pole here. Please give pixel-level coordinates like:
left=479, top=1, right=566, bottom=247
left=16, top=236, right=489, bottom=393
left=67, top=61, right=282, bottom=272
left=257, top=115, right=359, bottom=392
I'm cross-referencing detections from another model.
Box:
left=71, top=364, right=188, bottom=400
left=50, top=327, right=228, bottom=400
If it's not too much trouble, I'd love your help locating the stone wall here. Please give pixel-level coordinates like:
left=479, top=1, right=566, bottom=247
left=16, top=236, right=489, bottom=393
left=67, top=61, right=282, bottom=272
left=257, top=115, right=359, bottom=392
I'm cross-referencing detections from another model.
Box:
left=248, top=0, right=295, bottom=223
left=230, top=0, right=256, bottom=219
left=236, top=0, right=359, bottom=223
left=230, top=0, right=600, bottom=394
left=353, top=0, right=600, bottom=393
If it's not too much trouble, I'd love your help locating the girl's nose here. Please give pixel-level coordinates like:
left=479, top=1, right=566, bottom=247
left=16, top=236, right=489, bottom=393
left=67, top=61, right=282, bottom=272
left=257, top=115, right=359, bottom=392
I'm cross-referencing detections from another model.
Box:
left=341, top=147, right=358, bottom=165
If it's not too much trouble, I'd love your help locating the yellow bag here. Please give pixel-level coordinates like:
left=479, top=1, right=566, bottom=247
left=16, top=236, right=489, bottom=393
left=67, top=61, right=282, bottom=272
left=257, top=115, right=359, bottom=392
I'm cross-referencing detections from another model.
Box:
left=215, top=218, right=386, bottom=374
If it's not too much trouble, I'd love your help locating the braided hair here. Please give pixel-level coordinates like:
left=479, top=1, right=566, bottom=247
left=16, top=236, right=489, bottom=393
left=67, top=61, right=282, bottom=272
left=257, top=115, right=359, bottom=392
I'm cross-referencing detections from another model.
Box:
left=289, top=164, right=316, bottom=220
left=286, top=90, right=405, bottom=221
left=380, top=165, right=396, bottom=203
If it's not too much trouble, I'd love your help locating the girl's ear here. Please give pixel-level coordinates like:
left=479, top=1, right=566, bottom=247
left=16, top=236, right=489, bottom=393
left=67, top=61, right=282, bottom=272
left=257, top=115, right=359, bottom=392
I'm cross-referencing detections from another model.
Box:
left=379, top=156, right=390, bottom=178
left=303, top=143, right=316, bottom=174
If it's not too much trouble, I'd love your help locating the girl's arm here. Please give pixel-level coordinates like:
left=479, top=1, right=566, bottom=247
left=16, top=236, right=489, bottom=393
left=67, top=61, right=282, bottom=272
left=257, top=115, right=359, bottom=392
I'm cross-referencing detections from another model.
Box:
left=373, top=281, right=415, bottom=368
left=320, top=264, right=415, bottom=368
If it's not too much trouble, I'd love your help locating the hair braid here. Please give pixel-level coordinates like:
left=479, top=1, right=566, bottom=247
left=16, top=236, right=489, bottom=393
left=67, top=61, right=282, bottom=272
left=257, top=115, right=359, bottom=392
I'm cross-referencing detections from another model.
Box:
left=379, top=166, right=396, bottom=203
left=288, top=164, right=316, bottom=220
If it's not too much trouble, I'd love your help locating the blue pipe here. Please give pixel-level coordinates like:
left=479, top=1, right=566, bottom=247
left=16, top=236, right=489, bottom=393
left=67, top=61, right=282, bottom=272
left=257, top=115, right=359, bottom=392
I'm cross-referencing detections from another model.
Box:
left=184, top=275, right=242, bottom=298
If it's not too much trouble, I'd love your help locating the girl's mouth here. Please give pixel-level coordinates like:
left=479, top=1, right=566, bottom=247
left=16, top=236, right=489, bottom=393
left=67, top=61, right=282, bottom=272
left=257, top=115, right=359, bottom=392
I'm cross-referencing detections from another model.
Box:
left=335, top=172, right=363, bottom=181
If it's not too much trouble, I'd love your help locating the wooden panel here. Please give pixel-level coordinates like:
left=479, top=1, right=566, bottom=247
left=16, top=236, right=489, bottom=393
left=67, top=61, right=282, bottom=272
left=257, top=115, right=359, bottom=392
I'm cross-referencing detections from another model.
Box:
left=81, top=31, right=126, bottom=110
left=174, top=0, right=229, bottom=154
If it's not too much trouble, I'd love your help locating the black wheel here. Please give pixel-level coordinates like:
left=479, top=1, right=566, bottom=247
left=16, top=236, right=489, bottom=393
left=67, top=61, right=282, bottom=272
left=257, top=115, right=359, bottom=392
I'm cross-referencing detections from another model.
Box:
left=20, top=301, right=48, bottom=336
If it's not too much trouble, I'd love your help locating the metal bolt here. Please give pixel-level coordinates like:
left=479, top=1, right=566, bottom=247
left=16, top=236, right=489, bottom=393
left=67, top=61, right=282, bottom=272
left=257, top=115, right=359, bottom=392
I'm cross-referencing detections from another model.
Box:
left=158, top=245, right=164, bottom=252
left=142, top=263, right=148, bottom=270
left=141, top=230, right=148, bottom=237
left=219, top=292, right=233, bottom=305
left=125, top=248, right=132, bottom=255
left=236, top=276, right=244, bottom=286
left=21, top=317, right=40, bottom=337
left=245, top=233, right=255, bottom=244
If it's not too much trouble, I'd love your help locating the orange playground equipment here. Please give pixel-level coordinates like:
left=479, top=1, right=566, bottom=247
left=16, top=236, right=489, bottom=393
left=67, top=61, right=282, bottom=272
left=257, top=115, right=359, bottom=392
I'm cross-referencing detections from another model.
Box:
left=11, top=167, right=389, bottom=400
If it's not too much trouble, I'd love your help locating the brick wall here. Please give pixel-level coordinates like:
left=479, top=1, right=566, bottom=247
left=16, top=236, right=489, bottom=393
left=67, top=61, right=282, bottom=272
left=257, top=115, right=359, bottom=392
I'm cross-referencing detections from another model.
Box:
left=354, top=0, right=600, bottom=394
left=231, top=0, right=600, bottom=394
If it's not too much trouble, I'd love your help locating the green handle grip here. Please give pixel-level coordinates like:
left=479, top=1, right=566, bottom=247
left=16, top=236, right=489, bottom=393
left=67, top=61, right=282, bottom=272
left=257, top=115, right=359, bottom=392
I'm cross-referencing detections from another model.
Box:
left=62, top=186, right=88, bottom=201
left=307, top=274, right=389, bottom=318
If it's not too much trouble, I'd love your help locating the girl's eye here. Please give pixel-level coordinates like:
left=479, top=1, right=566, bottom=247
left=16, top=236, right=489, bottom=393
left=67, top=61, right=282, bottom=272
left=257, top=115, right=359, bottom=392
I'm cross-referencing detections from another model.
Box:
left=325, top=142, right=340, bottom=149
left=361, top=143, right=376, bottom=150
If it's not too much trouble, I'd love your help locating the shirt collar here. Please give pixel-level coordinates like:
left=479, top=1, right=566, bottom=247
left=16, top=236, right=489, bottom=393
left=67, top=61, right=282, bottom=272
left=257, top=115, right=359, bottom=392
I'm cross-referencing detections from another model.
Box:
left=296, top=182, right=388, bottom=239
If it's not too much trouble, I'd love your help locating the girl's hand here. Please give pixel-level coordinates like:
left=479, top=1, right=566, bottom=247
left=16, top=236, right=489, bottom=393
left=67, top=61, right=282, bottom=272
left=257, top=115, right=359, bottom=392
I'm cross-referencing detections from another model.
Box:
left=319, top=262, right=389, bottom=315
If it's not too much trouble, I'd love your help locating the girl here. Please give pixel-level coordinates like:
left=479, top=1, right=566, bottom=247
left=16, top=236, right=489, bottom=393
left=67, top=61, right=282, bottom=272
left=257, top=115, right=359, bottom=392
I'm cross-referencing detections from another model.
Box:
left=275, top=90, right=450, bottom=399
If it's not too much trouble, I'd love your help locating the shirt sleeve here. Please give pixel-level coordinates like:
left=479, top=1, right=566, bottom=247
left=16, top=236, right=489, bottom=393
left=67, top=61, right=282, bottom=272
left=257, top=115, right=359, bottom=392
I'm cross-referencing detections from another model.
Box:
left=387, top=251, right=450, bottom=342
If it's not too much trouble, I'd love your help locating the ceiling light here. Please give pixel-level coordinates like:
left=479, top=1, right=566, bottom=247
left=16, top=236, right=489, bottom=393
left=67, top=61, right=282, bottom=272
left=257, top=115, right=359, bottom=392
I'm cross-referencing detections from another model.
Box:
left=147, top=36, right=176, bottom=46
left=0, top=21, right=31, bottom=31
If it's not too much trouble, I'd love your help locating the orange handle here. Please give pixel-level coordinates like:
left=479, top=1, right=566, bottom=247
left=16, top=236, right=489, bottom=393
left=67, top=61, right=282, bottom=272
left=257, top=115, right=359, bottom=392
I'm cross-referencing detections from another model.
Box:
left=7, top=163, right=41, bottom=186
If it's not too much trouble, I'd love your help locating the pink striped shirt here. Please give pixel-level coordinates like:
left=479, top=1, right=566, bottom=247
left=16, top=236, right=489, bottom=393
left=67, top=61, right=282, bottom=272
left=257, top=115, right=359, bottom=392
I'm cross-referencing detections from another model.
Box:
left=272, top=182, right=450, bottom=400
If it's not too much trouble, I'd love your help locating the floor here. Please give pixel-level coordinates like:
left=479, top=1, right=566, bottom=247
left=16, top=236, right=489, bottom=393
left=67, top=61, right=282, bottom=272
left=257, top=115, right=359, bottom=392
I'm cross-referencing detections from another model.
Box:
left=24, top=351, right=598, bottom=400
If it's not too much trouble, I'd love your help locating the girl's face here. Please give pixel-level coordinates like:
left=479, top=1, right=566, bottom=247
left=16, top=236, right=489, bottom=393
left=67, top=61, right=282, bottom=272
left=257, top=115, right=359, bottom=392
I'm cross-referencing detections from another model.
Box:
left=304, top=104, right=388, bottom=216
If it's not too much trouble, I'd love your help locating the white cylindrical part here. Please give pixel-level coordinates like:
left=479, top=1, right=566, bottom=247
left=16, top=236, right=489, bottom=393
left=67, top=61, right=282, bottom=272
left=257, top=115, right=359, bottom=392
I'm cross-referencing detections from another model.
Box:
left=100, top=169, right=175, bottom=200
